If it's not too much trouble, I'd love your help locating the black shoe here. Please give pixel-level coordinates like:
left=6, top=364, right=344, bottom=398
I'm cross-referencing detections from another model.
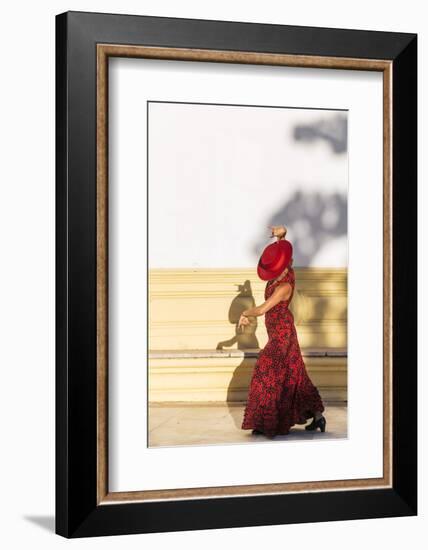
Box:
left=305, top=415, right=326, bottom=432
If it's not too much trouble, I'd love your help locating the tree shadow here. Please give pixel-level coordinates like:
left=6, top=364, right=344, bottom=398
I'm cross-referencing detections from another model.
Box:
left=253, top=190, right=347, bottom=267
left=293, top=113, right=348, bottom=154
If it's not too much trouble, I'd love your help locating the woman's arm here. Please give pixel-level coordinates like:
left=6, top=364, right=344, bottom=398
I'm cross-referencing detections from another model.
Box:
left=238, top=283, right=292, bottom=329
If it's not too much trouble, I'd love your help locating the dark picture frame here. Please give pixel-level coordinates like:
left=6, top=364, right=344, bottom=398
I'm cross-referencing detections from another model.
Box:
left=56, top=10, right=417, bottom=538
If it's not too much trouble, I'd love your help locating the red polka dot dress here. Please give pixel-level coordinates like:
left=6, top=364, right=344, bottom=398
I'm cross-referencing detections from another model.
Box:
left=241, top=267, right=325, bottom=436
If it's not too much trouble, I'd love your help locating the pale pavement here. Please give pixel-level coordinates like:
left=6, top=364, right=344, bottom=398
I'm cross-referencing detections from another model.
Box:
left=148, top=402, right=347, bottom=448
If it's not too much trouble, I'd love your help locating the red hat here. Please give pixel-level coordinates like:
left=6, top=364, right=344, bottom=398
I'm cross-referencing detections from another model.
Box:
left=257, top=239, right=293, bottom=281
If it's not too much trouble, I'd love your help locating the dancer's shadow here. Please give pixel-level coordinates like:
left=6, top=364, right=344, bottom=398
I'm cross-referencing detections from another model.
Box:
left=216, top=280, right=261, bottom=430
left=216, top=279, right=259, bottom=351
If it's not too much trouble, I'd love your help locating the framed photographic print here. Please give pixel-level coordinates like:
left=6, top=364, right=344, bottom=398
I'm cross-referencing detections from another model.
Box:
left=55, top=11, right=417, bottom=538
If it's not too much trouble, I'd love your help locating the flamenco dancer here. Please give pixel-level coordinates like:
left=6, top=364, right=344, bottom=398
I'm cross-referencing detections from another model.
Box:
left=239, top=225, right=326, bottom=437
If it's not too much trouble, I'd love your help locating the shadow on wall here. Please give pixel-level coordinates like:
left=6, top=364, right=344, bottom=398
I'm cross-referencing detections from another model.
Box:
left=216, top=280, right=260, bottom=350
left=254, top=190, right=347, bottom=267
left=293, top=114, right=348, bottom=154
left=216, top=279, right=259, bottom=428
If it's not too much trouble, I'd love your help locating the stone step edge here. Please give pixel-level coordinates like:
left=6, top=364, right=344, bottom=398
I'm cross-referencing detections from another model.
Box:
left=149, top=348, right=347, bottom=359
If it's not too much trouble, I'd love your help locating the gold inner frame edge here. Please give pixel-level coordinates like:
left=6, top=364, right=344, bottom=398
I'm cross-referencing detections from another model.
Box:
left=96, top=44, right=393, bottom=504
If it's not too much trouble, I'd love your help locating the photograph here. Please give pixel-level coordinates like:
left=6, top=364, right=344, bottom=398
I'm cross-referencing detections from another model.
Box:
left=147, top=101, right=348, bottom=447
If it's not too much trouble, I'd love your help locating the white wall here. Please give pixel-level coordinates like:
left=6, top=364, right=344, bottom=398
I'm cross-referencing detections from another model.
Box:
left=0, top=1, right=425, bottom=549
left=148, top=101, right=348, bottom=267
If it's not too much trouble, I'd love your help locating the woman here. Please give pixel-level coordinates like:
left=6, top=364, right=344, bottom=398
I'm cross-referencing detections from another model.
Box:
left=239, top=225, right=326, bottom=437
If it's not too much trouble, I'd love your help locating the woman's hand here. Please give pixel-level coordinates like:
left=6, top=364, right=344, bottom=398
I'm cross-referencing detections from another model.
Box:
left=268, top=225, right=287, bottom=239
left=238, top=314, right=250, bottom=331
